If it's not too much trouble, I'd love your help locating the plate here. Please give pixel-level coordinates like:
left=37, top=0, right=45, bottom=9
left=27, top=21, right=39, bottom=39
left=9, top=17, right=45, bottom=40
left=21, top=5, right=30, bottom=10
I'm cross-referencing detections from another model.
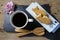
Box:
left=26, top=2, right=60, bottom=33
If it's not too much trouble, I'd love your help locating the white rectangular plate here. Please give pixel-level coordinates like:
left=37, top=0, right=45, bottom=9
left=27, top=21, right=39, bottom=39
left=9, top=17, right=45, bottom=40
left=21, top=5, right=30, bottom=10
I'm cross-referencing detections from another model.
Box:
left=26, top=2, right=60, bottom=33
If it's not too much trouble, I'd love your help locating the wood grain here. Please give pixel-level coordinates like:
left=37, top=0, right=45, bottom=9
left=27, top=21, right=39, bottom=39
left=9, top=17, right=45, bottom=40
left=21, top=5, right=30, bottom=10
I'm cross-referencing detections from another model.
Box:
left=0, top=0, right=60, bottom=40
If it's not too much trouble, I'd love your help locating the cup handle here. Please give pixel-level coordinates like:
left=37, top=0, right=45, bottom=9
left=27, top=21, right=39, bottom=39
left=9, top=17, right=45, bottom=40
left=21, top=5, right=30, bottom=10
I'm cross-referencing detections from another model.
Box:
left=28, top=19, right=33, bottom=22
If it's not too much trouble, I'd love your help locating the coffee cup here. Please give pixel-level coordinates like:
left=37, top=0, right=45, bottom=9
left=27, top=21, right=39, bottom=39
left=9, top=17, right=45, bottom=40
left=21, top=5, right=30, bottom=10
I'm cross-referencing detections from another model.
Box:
left=10, top=10, right=33, bottom=29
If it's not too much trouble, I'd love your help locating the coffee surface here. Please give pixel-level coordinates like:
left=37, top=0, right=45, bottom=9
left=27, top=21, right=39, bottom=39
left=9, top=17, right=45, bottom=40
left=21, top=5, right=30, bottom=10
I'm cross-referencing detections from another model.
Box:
left=12, top=12, right=27, bottom=27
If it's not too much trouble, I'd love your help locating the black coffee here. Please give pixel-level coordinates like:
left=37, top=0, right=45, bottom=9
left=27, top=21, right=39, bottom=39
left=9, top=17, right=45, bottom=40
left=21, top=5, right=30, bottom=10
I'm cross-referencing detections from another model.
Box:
left=12, top=12, right=27, bottom=27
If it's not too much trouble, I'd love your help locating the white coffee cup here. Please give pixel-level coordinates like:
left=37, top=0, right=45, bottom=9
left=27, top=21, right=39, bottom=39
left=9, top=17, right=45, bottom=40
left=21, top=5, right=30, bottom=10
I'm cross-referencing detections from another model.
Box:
left=10, top=10, right=33, bottom=29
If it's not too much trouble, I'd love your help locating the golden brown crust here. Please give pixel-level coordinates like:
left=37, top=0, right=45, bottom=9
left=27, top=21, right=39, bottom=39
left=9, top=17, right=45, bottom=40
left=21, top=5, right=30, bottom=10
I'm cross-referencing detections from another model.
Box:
left=32, top=6, right=51, bottom=24
left=32, top=6, right=47, bottom=16
left=36, top=15, right=51, bottom=24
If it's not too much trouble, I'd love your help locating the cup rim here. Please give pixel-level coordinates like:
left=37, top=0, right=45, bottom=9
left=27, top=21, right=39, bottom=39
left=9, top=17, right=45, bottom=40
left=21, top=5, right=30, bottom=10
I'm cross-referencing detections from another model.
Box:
left=10, top=10, right=28, bottom=29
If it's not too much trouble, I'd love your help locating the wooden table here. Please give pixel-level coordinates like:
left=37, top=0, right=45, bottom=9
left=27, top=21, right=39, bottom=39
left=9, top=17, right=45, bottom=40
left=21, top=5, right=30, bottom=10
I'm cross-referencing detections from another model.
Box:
left=0, top=0, right=60, bottom=40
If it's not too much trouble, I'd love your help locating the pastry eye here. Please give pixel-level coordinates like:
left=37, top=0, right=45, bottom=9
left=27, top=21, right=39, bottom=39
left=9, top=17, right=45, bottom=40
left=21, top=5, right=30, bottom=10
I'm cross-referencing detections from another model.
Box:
left=41, top=14, right=43, bottom=17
